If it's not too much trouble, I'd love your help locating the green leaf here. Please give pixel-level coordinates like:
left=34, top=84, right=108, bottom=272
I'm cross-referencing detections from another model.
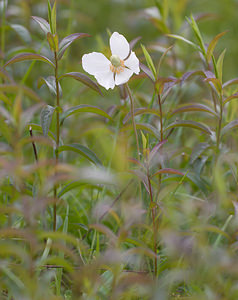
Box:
left=190, top=142, right=210, bottom=164
left=152, top=168, right=184, bottom=178
left=47, top=32, right=58, bottom=52
left=216, top=49, right=226, bottom=83
left=223, top=78, right=238, bottom=89
left=31, top=16, right=51, bottom=34
left=155, top=77, right=177, bottom=94
left=223, top=92, right=238, bottom=105
left=186, top=15, right=206, bottom=55
left=0, top=84, right=43, bottom=102
left=123, top=108, right=160, bottom=124
left=169, top=103, right=218, bottom=118
left=47, top=0, right=52, bottom=33
left=165, top=120, right=211, bottom=135
left=60, top=104, right=112, bottom=125
left=166, top=34, right=201, bottom=52
left=204, top=77, right=222, bottom=95
left=51, top=1, right=57, bottom=34
left=122, top=123, right=159, bottom=139
left=58, top=181, right=103, bottom=198
left=4, top=53, right=55, bottom=68
left=27, top=123, right=56, bottom=140
left=206, top=31, right=227, bottom=62
left=60, top=72, right=102, bottom=95
left=37, top=75, right=62, bottom=97
left=10, top=24, right=31, bottom=44
left=221, top=119, right=238, bottom=137
left=40, top=105, right=55, bottom=137
left=58, top=33, right=90, bottom=59
left=141, top=44, right=156, bottom=79
left=57, top=144, right=102, bottom=166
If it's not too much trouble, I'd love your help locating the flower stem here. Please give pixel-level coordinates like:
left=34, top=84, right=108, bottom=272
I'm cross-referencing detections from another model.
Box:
left=53, top=50, right=60, bottom=231
left=147, top=166, right=158, bottom=277
left=158, top=94, right=163, bottom=142
left=216, top=93, right=223, bottom=156
left=125, top=83, right=140, bottom=160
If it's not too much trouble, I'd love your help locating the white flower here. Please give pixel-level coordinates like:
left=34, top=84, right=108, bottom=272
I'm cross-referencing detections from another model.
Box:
left=82, top=32, right=140, bottom=90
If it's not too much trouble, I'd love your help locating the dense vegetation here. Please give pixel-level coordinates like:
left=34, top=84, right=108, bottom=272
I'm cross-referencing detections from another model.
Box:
left=1, top=0, right=238, bottom=299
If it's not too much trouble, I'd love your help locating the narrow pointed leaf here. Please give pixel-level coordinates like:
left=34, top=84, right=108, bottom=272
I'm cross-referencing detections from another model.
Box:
left=60, top=72, right=102, bottom=95
left=51, top=0, right=57, bottom=34
left=122, top=123, right=159, bottom=139
left=190, top=142, right=211, bottom=164
left=206, top=31, right=227, bottom=62
left=4, top=53, right=55, bottom=68
left=204, top=77, right=222, bottom=94
left=169, top=103, right=218, bottom=117
left=38, top=75, right=62, bottom=97
left=57, top=143, right=102, bottom=166
left=123, top=108, right=160, bottom=124
left=139, top=63, right=154, bottom=81
left=221, top=119, right=238, bottom=137
left=223, top=78, right=238, bottom=89
left=58, top=33, right=90, bottom=59
left=152, top=168, right=184, bottom=178
left=10, top=24, right=32, bottom=44
left=165, top=120, right=211, bottom=135
left=223, top=93, right=238, bottom=105
left=141, top=44, right=156, bottom=79
left=60, top=104, right=112, bottom=125
left=216, top=49, right=226, bottom=82
left=40, top=105, right=55, bottom=137
left=149, top=139, right=167, bottom=162
left=167, top=34, right=200, bottom=51
left=31, top=16, right=51, bottom=34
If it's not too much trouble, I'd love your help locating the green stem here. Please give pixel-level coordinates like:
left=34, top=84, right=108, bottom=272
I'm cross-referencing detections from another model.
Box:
left=53, top=50, right=60, bottom=231
left=147, top=168, right=158, bottom=277
left=216, top=94, right=223, bottom=155
left=125, top=83, right=140, bottom=160
left=1, top=0, right=6, bottom=69
left=158, top=94, right=163, bottom=142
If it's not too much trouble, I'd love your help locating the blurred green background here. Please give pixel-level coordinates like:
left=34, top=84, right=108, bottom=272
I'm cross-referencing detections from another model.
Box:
left=4, top=0, right=238, bottom=81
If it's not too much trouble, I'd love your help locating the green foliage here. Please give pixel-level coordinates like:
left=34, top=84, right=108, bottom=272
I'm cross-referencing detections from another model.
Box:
left=1, top=0, right=238, bottom=299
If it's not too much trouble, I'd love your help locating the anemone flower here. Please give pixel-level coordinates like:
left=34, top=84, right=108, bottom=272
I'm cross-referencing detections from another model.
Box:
left=82, top=32, right=140, bottom=90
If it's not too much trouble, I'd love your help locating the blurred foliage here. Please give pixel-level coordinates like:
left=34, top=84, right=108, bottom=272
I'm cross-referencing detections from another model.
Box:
left=1, top=0, right=238, bottom=299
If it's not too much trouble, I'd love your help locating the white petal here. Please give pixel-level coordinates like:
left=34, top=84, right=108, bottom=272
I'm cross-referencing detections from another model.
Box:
left=95, top=70, right=115, bottom=90
left=110, top=32, right=130, bottom=60
left=82, top=52, right=110, bottom=76
left=115, top=68, right=133, bottom=86
left=124, top=51, right=140, bottom=74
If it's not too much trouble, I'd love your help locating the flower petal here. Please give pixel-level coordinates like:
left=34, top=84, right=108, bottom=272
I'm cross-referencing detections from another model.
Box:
left=115, top=68, right=133, bottom=86
left=110, top=32, right=130, bottom=60
left=82, top=52, right=110, bottom=76
left=125, top=51, right=140, bottom=74
left=95, top=70, right=115, bottom=90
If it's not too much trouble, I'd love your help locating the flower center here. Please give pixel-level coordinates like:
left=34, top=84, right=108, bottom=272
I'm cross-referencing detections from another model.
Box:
left=110, top=55, right=125, bottom=74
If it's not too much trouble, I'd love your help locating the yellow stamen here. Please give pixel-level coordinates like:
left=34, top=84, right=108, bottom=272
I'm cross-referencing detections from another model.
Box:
left=110, top=59, right=125, bottom=74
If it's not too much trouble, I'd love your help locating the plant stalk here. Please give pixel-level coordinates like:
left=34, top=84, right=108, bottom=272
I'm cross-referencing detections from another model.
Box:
left=158, top=94, right=163, bottom=142
left=53, top=50, right=60, bottom=231
left=125, top=83, right=140, bottom=161
left=147, top=167, right=158, bottom=277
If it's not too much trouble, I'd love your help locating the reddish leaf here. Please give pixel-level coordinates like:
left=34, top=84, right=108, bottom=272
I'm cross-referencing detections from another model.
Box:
left=169, top=103, right=218, bottom=117
left=31, top=16, right=51, bottom=34
left=58, top=33, right=90, bottom=59
left=4, top=53, right=55, bottom=68
left=165, top=120, right=211, bottom=135
left=152, top=168, right=184, bottom=178
left=123, top=108, right=160, bottom=124
left=223, top=93, right=238, bottom=105
left=60, top=72, right=102, bottom=96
